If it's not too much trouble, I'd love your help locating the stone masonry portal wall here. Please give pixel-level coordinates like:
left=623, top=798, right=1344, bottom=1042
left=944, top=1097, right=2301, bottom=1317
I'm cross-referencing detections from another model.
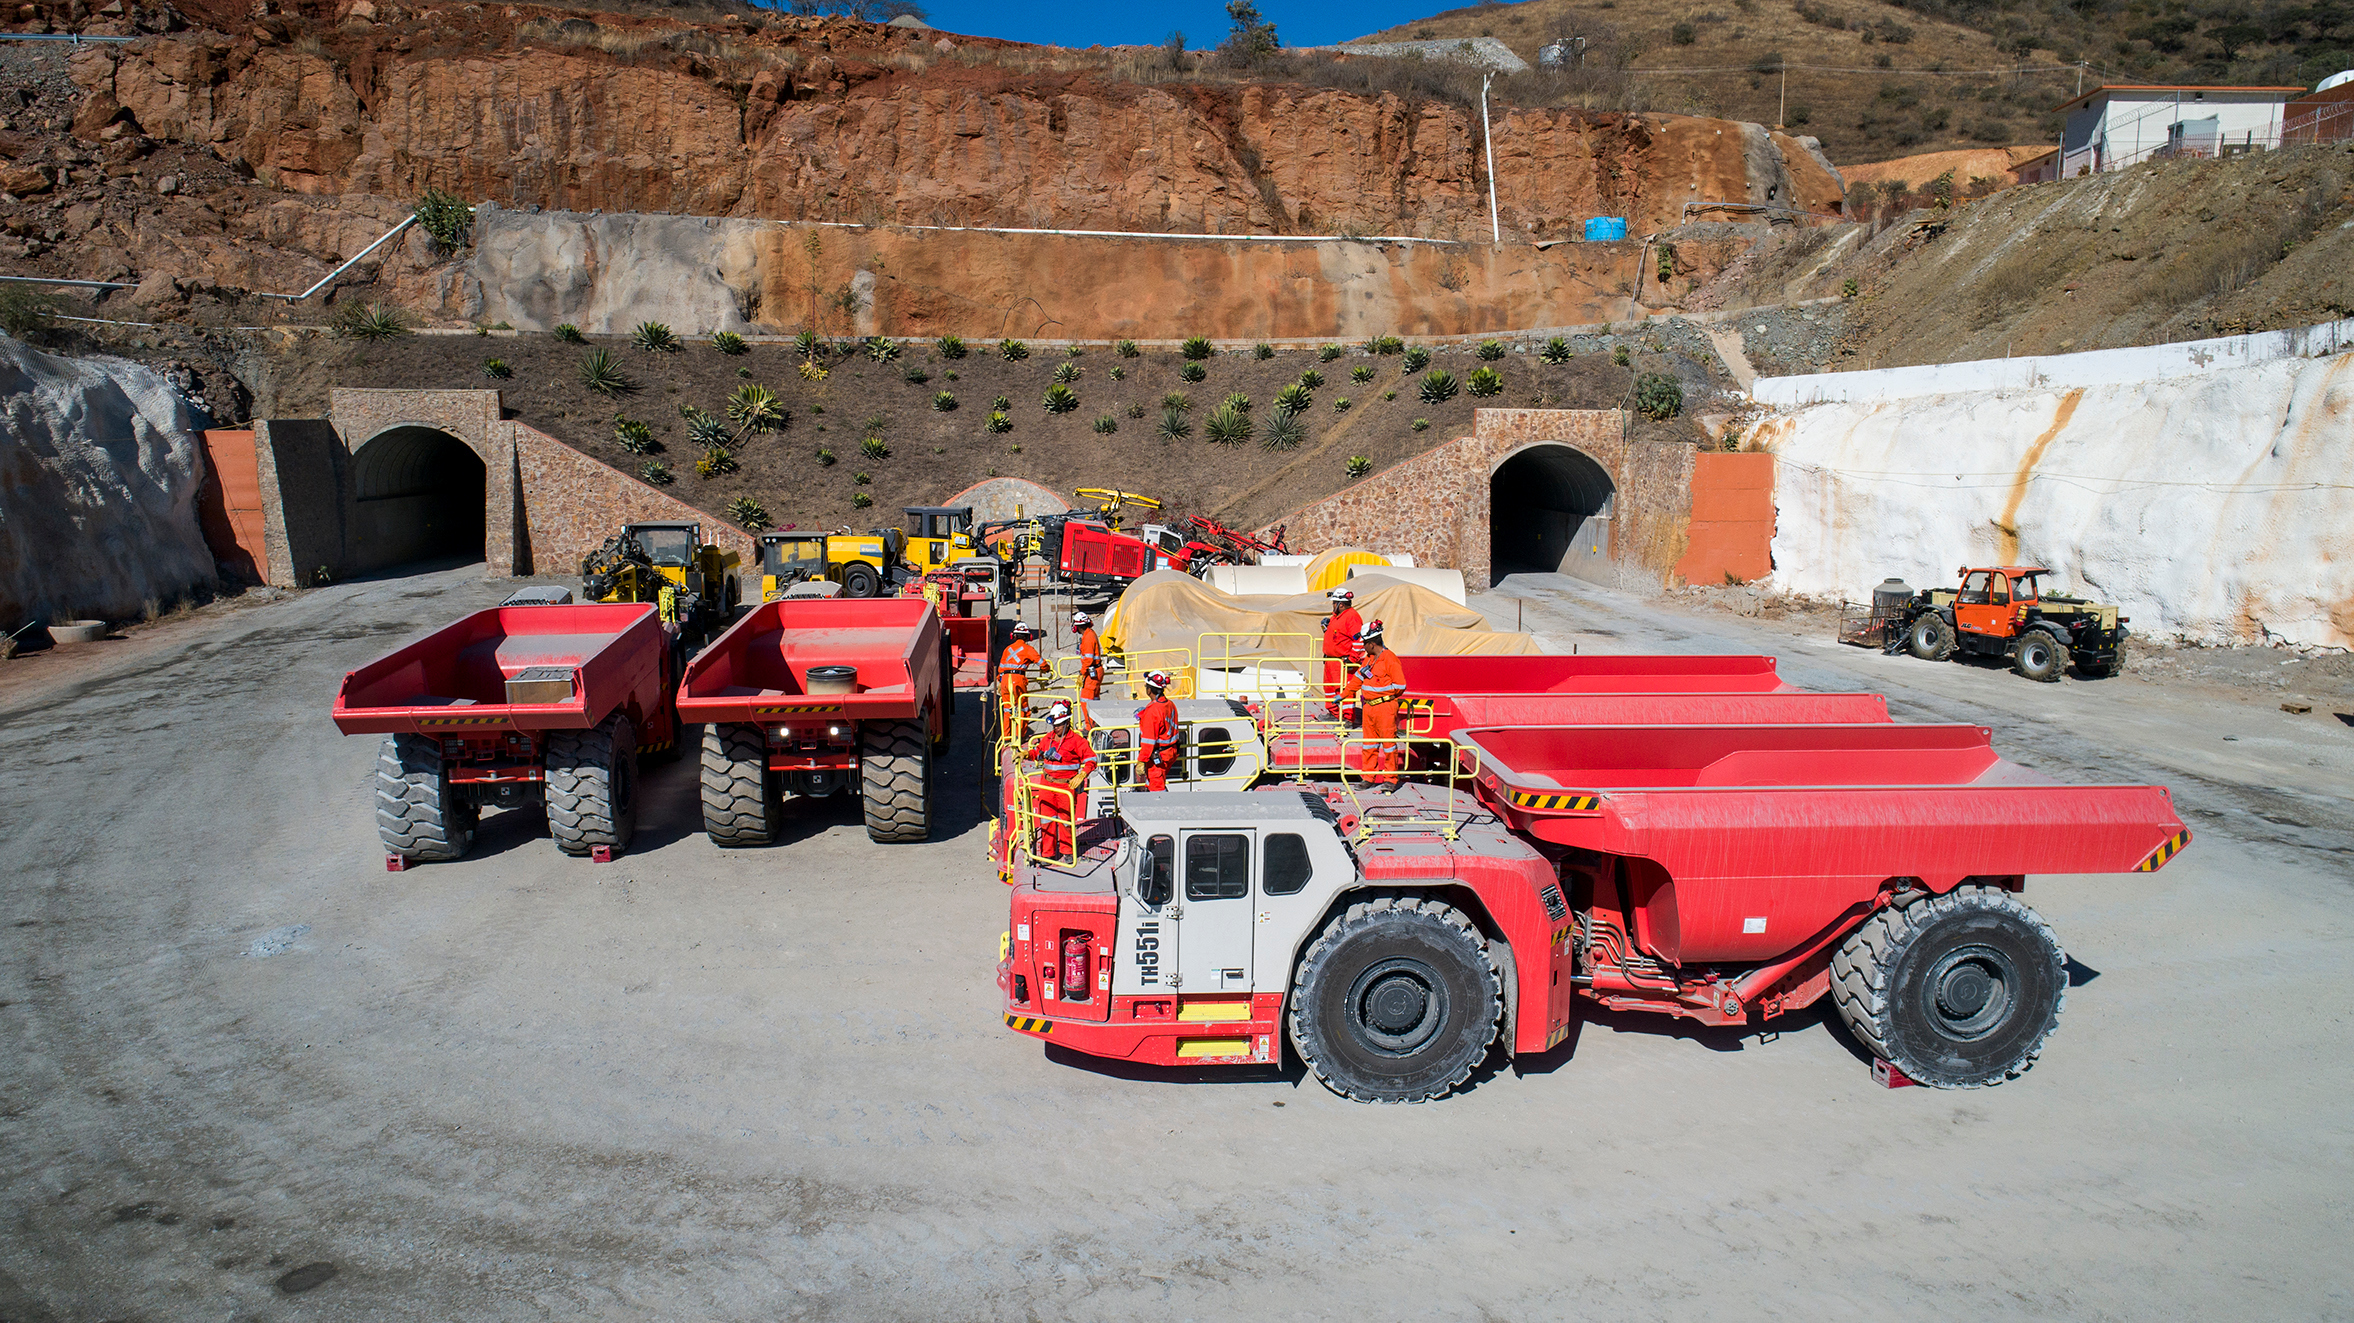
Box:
left=1270, top=409, right=1698, bottom=589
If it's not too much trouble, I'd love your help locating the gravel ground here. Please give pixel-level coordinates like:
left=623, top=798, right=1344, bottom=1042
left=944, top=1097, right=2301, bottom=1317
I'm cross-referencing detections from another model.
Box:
left=0, top=565, right=2348, bottom=1319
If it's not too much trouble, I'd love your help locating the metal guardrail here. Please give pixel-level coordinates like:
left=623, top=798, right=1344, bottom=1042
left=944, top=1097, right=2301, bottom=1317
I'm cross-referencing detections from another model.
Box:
left=0, top=32, right=135, bottom=42
left=0, top=275, right=140, bottom=290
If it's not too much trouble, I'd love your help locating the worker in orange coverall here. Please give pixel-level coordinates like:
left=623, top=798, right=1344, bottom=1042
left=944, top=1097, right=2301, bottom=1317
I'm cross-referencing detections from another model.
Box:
left=1341, top=619, right=1408, bottom=787
left=1022, top=700, right=1096, bottom=860
left=1320, top=588, right=1362, bottom=714
left=1136, top=670, right=1182, bottom=792
left=1073, top=609, right=1104, bottom=700
left=997, top=622, right=1042, bottom=735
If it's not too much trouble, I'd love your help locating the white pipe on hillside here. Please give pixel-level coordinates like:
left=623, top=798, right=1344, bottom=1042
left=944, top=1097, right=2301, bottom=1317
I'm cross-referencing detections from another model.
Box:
left=1480, top=73, right=1501, bottom=245
left=256, top=215, right=418, bottom=302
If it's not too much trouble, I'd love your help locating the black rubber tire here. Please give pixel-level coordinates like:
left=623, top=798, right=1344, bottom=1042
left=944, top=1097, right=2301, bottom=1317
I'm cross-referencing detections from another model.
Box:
left=841, top=562, right=880, bottom=599
left=1289, top=896, right=1502, bottom=1104
left=375, top=733, right=476, bottom=862
left=545, top=714, right=639, bottom=857
left=699, top=722, right=778, bottom=847
left=1829, top=885, right=2066, bottom=1088
left=1906, top=613, right=1957, bottom=661
left=2013, top=629, right=2065, bottom=682
left=860, top=718, right=932, bottom=843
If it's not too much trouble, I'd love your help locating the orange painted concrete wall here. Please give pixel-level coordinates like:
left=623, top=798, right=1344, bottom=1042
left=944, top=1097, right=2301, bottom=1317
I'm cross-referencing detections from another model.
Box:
left=198, top=430, right=269, bottom=585
left=1676, top=451, right=1775, bottom=585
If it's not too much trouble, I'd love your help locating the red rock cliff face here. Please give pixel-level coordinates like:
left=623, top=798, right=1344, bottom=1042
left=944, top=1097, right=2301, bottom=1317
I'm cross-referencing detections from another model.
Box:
left=70, top=11, right=1842, bottom=237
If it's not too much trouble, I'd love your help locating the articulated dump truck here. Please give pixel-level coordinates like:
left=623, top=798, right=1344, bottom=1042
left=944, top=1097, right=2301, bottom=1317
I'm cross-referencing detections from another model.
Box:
left=994, top=653, right=2189, bottom=1102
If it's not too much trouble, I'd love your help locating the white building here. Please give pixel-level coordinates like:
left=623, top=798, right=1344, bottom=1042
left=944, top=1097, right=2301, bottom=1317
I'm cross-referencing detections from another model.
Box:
left=2057, top=84, right=2304, bottom=175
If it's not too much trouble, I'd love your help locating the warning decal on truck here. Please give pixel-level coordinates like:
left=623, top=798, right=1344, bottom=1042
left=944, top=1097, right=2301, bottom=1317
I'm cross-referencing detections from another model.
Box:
left=1507, top=790, right=1602, bottom=812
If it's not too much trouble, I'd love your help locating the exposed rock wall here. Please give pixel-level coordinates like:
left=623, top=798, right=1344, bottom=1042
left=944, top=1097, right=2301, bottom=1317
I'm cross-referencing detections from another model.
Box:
left=0, top=337, right=217, bottom=624
left=1757, top=351, right=2354, bottom=648
left=67, top=18, right=1845, bottom=242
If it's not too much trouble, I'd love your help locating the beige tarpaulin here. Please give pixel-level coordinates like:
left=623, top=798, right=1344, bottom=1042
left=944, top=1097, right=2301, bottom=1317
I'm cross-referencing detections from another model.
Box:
left=1102, top=569, right=1539, bottom=675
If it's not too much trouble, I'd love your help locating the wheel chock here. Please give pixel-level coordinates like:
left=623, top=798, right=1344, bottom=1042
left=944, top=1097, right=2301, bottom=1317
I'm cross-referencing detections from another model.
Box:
left=1871, top=1058, right=1916, bottom=1089
left=385, top=854, right=407, bottom=872
left=591, top=845, right=616, bottom=863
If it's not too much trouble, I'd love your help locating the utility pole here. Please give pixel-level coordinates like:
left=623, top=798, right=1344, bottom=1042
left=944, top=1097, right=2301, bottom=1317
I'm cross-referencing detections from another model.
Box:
left=2077, top=59, right=2087, bottom=96
left=1481, top=72, right=1501, bottom=244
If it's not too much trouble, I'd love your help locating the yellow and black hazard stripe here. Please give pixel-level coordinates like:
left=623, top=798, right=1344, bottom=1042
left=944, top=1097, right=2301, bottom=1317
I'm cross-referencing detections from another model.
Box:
left=418, top=715, right=509, bottom=727
left=1507, top=789, right=1602, bottom=812
left=1004, top=1014, right=1055, bottom=1035
left=2133, top=829, right=2192, bottom=872
left=640, top=738, right=673, bottom=754
left=754, top=703, right=845, bottom=715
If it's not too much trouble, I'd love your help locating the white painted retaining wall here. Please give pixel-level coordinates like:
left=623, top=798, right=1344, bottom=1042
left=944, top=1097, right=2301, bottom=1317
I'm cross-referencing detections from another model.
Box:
left=1755, top=350, right=2354, bottom=648
left=1754, top=317, right=2354, bottom=406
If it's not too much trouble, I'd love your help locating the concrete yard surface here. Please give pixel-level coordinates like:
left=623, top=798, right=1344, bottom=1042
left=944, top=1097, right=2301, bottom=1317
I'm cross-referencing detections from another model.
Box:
left=2, top=566, right=2350, bottom=1320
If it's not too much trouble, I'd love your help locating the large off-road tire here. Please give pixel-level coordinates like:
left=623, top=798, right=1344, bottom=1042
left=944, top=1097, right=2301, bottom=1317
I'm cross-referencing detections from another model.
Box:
left=2012, top=628, right=2065, bottom=683
left=1289, top=896, right=1502, bottom=1104
left=840, top=562, right=880, bottom=599
left=376, top=733, right=477, bottom=862
left=1906, top=613, right=1958, bottom=661
left=699, top=722, right=778, bottom=847
left=860, top=718, right=932, bottom=843
left=545, top=714, right=639, bottom=857
left=1830, top=885, right=2066, bottom=1088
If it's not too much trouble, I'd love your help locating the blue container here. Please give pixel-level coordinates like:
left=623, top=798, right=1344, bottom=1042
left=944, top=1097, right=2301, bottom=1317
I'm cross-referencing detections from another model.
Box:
left=1584, top=216, right=1628, bottom=241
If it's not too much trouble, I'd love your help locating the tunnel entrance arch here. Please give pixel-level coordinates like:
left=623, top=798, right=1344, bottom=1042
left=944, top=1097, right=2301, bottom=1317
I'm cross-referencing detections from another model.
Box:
left=349, top=426, right=487, bottom=572
left=1489, top=443, right=1617, bottom=586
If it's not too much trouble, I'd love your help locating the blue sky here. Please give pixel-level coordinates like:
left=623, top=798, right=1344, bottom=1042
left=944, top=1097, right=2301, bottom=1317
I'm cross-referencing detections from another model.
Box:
left=917, top=0, right=1463, bottom=51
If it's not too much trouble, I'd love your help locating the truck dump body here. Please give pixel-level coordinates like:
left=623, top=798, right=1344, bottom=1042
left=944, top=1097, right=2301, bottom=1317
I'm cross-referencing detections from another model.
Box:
left=1399, top=653, right=1793, bottom=696
left=332, top=603, right=668, bottom=736
left=1457, top=722, right=2189, bottom=966
left=679, top=598, right=948, bottom=726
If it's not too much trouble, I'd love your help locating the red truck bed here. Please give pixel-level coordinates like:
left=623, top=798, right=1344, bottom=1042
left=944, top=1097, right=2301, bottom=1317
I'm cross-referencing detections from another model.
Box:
left=679, top=597, right=950, bottom=729
left=1400, top=653, right=1793, bottom=695
left=1455, top=722, right=2189, bottom=966
left=332, top=603, right=671, bottom=737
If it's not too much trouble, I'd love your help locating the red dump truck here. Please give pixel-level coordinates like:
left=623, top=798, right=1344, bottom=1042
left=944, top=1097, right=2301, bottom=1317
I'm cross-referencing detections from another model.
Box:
left=679, top=597, right=951, bottom=846
left=333, top=601, right=679, bottom=863
left=998, top=719, right=2189, bottom=1100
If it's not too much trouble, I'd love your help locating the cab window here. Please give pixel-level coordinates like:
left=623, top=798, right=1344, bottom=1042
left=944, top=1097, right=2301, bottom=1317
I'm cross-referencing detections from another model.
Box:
left=1140, top=834, right=1175, bottom=906
left=1263, top=833, right=1312, bottom=896
left=2010, top=573, right=2038, bottom=601
left=1989, top=575, right=2010, bottom=605
left=1184, top=834, right=1250, bottom=900
left=1195, top=726, right=1236, bottom=778
left=1959, top=571, right=1995, bottom=604
left=635, top=528, right=693, bottom=566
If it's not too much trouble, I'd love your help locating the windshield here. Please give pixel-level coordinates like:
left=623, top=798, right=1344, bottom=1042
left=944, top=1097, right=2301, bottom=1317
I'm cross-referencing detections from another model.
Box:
left=634, top=528, right=694, bottom=566
left=2011, top=574, right=2038, bottom=600
left=762, top=539, right=825, bottom=574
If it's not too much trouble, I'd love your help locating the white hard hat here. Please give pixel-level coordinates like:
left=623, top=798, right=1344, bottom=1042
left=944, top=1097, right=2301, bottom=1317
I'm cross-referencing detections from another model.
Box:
left=1014, top=622, right=1038, bottom=636
left=1048, top=701, right=1073, bottom=725
left=1327, top=588, right=1354, bottom=602
left=1072, top=610, right=1092, bottom=627
left=1358, top=618, right=1385, bottom=643
left=1145, top=670, right=1172, bottom=690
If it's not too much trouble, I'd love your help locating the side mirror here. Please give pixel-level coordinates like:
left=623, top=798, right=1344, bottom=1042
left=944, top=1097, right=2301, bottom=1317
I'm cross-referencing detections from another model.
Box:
left=1138, top=834, right=1174, bottom=907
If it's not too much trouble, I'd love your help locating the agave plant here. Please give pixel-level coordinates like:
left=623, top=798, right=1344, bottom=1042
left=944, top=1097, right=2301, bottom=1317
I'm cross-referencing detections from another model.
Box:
left=902, top=363, right=930, bottom=384
left=614, top=415, right=654, bottom=454
left=695, top=446, right=738, bottom=478
left=480, top=358, right=512, bottom=379
left=794, top=329, right=823, bottom=358
left=1204, top=403, right=1252, bottom=445
left=1318, top=344, right=1344, bottom=363
left=1126, top=402, right=1145, bottom=419
left=1374, top=335, right=1405, bottom=355
left=1541, top=336, right=1573, bottom=364
left=686, top=411, right=731, bottom=450
left=992, top=395, right=1011, bottom=412
left=1180, top=335, right=1214, bottom=361
left=728, top=383, right=784, bottom=437
left=1612, top=345, right=1631, bottom=367
left=1253, top=342, right=1274, bottom=360
left=999, top=339, right=1030, bottom=362
left=1161, top=391, right=1192, bottom=413
left=710, top=331, right=748, bottom=355
left=1419, top=369, right=1460, bottom=404
left=1402, top=345, right=1432, bottom=372
left=933, top=390, right=958, bottom=412
left=1331, top=397, right=1353, bottom=413
left=640, top=459, right=673, bottom=485
left=1179, top=362, right=1206, bottom=383
left=552, top=323, right=585, bottom=343
left=1296, top=369, right=1325, bottom=390
left=985, top=411, right=1013, bottom=434
left=799, top=360, right=829, bottom=382
left=1052, top=360, right=1082, bottom=384
left=1157, top=406, right=1192, bottom=442
left=861, top=435, right=889, bottom=459
left=332, top=302, right=409, bottom=341
left=1476, top=339, right=1507, bottom=361
left=1042, top=383, right=1080, bottom=414
left=725, top=495, right=771, bottom=531
left=1262, top=411, right=1305, bottom=451
left=1113, top=339, right=1140, bottom=358
left=1092, top=413, right=1118, bottom=435
left=937, top=334, right=967, bottom=359
left=1467, top=366, right=1505, bottom=397
left=632, top=321, right=679, bottom=353
left=1346, top=455, right=1371, bottom=479
left=866, top=337, right=901, bottom=362
left=1350, top=365, right=1374, bottom=384
left=1274, top=382, right=1313, bottom=415
left=853, top=471, right=871, bottom=485
left=1411, top=417, right=1431, bottom=431
left=816, top=448, right=836, bottom=466
left=852, top=491, right=873, bottom=509
left=578, top=348, right=634, bottom=396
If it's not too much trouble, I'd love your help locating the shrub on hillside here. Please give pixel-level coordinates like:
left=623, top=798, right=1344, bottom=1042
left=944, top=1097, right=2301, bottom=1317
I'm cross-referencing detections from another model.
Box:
left=333, top=302, right=410, bottom=341
left=1179, top=362, right=1206, bottom=383
left=937, top=335, right=967, bottom=358
left=1180, top=335, right=1214, bottom=360
left=726, top=496, right=770, bottom=531
left=1402, top=345, right=1431, bottom=372
left=1467, top=366, right=1504, bottom=397
left=1635, top=373, right=1684, bottom=420
left=1418, top=369, right=1459, bottom=404
left=711, top=331, right=748, bottom=355
left=1476, top=339, right=1506, bottom=361
left=999, top=339, right=1031, bottom=361
left=1541, top=336, right=1572, bottom=364
left=579, top=348, right=634, bottom=396
left=632, top=321, right=679, bottom=353
left=1204, top=402, right=1252, bottom=445
left=552, top=323, right=585, bottom=343
left=1042, top=383, right=1081, bottom=414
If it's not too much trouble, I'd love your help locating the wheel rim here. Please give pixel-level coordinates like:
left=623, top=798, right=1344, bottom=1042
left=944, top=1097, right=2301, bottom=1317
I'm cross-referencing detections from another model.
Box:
left=1345, top=957, right=1448, bottom=1055
left=2024, top=639, right=2051, bottom=667
left=1920, top=943, right=2018, bottom=1040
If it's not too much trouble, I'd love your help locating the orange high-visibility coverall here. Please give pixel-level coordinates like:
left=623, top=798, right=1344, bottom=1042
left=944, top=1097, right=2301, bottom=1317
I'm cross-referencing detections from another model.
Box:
left=1023, top=728, right=1097, bottom=859
left=1342, top=646, right=1408, bottom=785
left=998, top=637, right=1042, bottom=731
left=1321, top=606, right=1363, bottom=706
left=1076, top=625, right=1104, bottom=700
left=1136, top=693, right=1182, bottom=792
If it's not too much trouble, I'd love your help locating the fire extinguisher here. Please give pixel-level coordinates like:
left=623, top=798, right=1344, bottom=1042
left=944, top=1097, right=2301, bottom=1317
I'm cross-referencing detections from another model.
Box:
left=1061, top=934, right=1092, bottom=1002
